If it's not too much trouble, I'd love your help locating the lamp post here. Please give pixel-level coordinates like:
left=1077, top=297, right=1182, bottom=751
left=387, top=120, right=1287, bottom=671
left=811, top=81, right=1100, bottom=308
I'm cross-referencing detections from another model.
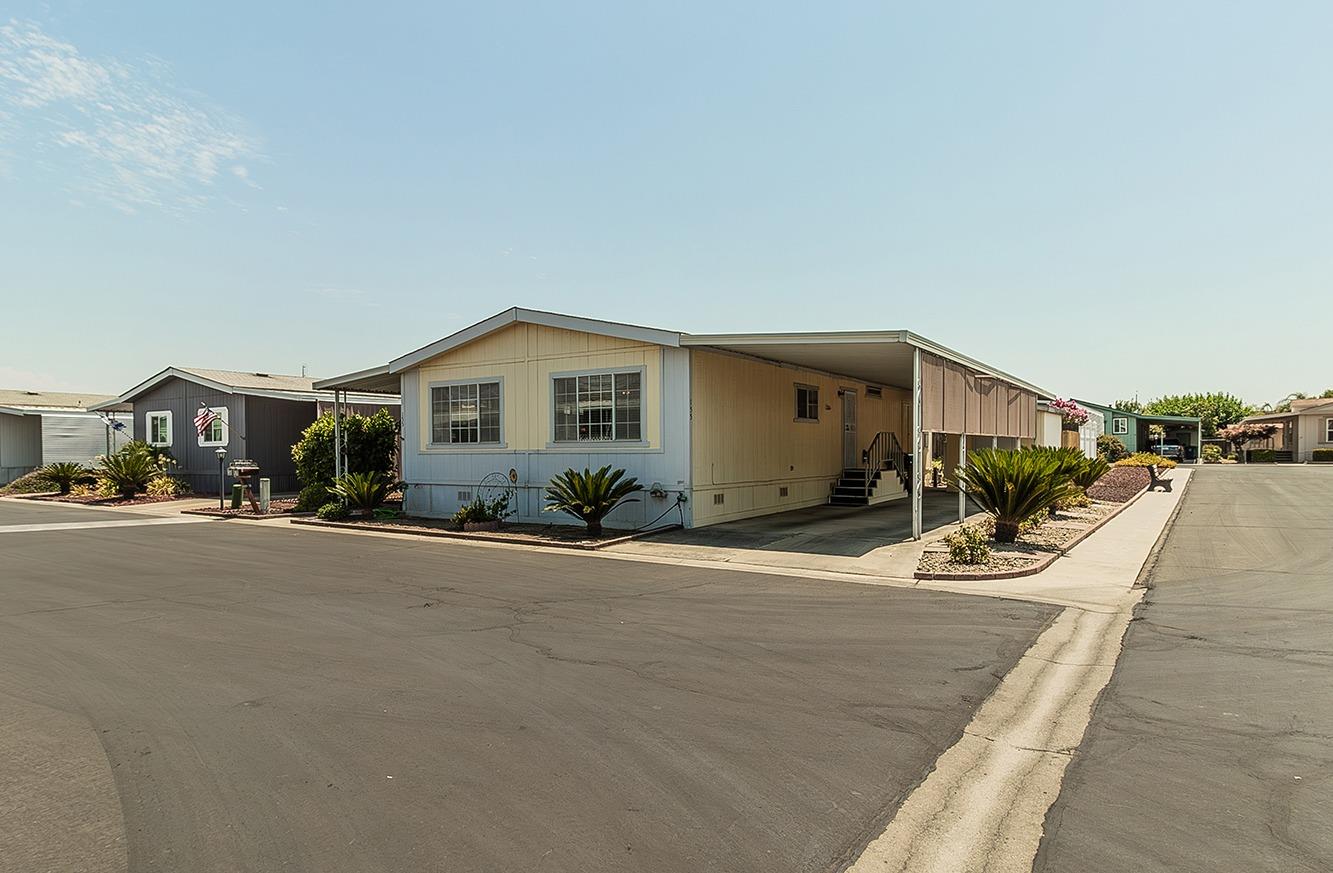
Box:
left=215, top=446, right=227, bottom=510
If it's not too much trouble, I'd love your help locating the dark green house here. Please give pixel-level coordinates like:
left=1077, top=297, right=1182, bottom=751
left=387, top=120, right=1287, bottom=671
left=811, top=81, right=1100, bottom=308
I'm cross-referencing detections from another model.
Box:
left=1079, top=400, right=1203, bottom=462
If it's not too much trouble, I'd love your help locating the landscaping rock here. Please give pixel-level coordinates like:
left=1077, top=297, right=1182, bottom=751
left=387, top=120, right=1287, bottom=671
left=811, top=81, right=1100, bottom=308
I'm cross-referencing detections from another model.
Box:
left=1087, top=467, right=1150, bottom=502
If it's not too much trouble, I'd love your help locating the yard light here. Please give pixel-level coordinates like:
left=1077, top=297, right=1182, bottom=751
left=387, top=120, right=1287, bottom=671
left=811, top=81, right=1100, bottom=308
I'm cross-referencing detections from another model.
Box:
left=215, top=446, right=227, bottom=510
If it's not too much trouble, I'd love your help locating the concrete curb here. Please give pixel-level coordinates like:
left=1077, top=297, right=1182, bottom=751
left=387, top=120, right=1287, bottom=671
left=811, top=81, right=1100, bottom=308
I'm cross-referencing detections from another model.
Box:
left=289, top=517, right=682, bottom=551
left=913, top=484, right=1153, bottom=582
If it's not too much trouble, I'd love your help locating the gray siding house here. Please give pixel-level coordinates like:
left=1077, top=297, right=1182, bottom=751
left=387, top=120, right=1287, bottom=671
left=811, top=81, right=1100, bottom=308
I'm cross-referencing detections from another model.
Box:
left=93, top=368, right=398, bottom=494
left=0, top=390, right=132, bottom=485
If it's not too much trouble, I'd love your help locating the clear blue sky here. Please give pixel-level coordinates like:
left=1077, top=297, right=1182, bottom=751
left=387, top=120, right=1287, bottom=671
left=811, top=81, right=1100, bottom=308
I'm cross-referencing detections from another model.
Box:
left=2, top=2, right=1329, bottom=407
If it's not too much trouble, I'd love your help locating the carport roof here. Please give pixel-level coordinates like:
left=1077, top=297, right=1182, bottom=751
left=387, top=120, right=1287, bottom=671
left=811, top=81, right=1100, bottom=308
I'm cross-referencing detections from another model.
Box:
left=316, top=308, right=1052, bottom=396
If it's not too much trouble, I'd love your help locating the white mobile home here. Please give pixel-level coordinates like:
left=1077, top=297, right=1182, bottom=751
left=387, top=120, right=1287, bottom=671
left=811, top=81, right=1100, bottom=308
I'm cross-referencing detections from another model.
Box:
left=319, top=309, right=1050, bottom=537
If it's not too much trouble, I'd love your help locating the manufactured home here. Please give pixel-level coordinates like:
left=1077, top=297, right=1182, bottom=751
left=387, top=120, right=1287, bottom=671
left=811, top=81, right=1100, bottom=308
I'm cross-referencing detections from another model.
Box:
left=319, top=309, right=1049, bottom=537
left=0, top=390, right=131, bottom=485
left=92, top=368, right=398, bottom=494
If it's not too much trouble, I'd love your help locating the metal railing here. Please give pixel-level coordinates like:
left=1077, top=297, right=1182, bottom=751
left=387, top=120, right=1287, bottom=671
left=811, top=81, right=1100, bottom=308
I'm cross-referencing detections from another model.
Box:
left=860, top=431, right=910, bottom=498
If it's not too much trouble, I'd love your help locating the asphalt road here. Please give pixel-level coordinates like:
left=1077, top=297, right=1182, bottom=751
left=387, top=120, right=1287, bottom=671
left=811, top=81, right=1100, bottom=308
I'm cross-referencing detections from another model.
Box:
left=1035, top=466, right=1333, bottom=873
left=0, top=508, right=1056, bottom=873
left=0, top=498, right=142, bottom=526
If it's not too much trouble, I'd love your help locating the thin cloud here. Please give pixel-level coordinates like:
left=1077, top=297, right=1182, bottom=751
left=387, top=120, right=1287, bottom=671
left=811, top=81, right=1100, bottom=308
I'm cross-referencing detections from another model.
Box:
left=0, top=19, right=263, bottom=213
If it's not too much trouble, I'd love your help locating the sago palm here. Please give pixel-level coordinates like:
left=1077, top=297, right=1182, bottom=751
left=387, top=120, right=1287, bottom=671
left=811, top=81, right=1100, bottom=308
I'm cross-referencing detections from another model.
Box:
left=1072, top=456, right=1110, bottom=490
left=39, top=461, right=93, bottom=495
left=98, top=442, right=162, bottom=497
left=544, top=465, right=642, bottom=535
left=956, top=448, right=1070, bottom=543
left=328, top=471, right=394, bottom=517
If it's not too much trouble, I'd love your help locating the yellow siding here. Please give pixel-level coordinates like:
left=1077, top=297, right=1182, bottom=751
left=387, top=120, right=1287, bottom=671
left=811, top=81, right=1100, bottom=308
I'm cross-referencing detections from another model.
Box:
left=412, top=323, right=662, bottom=452
left=690, top=349, right=909, bottom=525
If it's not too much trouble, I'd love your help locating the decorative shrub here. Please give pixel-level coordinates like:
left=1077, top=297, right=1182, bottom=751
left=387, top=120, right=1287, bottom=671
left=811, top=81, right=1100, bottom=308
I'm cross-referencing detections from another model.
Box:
left=945, top=524, right=991, bottom=564
left=316, top=501, right=350, bottom=521
left=292, top=409, right=398, bottom=510
left=37, top=462, right=94, bottom=495
left=1313, top=448, right=1333, bottom=462
left=146, top=475, right=190, bottom=498
left=1097, top=435, right=1129, bottom=463
left=1248, top=449, right=1276, bottom=463
left=98, top=441, right=166, bottom=497
left=1072, top=456, right=1110, bottom=490
left=1217, top=422, right=1279, bottom=458
left=1049, top=398, right=1090, bottom=427
left=0, top=469, right=58, bottom=495
left=452, top=495, right=512, bottom=529
left=327, top=471, right=396, bottom=517
left=1201, top=444, right=1223, bottom=464
left=955, top=448, right=1071, bottom=543
left=1115, top=452, right=1177, bottom=469
left=1056, top=487, right=1092, bottom=510
left=544, top=466, right=642, bottom=536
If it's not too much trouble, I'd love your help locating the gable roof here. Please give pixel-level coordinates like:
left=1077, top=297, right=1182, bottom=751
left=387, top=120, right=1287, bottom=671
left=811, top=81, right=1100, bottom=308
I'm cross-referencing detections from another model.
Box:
left=387, top=307, right=683, bottom=374
left=1077, top=400, right=1201, bottom=424
left=0, top=389, right=126, bottom=413
left=1244, top=400, right=1333, bottom=422
left=92, top=367, right=398, bottom=411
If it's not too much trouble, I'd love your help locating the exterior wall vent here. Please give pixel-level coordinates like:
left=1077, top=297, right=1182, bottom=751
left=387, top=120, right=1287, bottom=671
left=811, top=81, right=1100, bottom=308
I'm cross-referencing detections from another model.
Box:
left=866, top=386, right=883, bottom=398
left=457, top=490, right=472, bottom=501
left=713, top=493, right=725, bottom=506
left=778, top=486, right=789, bottom=497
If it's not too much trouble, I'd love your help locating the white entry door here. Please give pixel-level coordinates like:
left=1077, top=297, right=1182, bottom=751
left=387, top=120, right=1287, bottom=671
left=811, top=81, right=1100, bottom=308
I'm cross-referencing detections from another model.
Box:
left=842, top=389, right=858, bottom=468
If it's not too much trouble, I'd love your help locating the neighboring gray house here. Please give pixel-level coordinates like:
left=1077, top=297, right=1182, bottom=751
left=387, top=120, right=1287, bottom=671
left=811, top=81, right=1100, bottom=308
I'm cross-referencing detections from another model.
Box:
left=92, top=368, right=398, bottom=494
left=0, top=390, right=132, bottom=485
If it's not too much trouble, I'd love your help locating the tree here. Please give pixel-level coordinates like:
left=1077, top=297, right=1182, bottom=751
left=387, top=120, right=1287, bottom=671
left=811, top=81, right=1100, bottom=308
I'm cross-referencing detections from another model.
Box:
left=1217, top=423, right=1279, bottom=462
left=1112, top=399, right=1143, bottom=413
left=1141, top=393, right=1254, bottom=438
left=292, top=409, right=399, bottom=509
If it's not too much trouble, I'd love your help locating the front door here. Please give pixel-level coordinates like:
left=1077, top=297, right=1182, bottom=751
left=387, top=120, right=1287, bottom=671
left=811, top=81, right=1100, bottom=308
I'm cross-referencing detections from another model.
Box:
left=842, top=389, right=858, bottom=468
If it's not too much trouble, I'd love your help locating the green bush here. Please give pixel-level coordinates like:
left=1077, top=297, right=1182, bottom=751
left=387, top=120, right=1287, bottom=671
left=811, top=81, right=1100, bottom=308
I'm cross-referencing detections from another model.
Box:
left=1248, top=449, right=1276, bottom=463
left=316, top=501, right=350, bottom=521
left=1072, top=456, right=1110, bottom=490
left=98, top=441, right=166, bottom=497
left=452, top=495, right=512, bottom=529
left=1097, top=434, right=1129, bottom=463
left=955, top=448, right=1071, bottom=543
left=544, top=465, right=642, bottom=536
left=292, top=409, right=398, bottom=510
left=945, top=524, right=991, bottom=564
left=37, top=462, right=94, bottom=495
left=1313, top=448, right=1333, bottom=462
left=0, top=469, right=58, bottom=495
left=1202, top=444, right=1223, bottom=464
left=327, top=471, right=396, bottom=517
left=146, top=475, right=190, bottom=498
left=1115, top=452, right=1178, bottom=469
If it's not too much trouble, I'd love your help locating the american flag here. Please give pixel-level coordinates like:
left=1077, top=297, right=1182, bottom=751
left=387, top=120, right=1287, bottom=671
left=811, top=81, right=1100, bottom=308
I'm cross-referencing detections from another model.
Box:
left=194, top=406, right=220, bottom=437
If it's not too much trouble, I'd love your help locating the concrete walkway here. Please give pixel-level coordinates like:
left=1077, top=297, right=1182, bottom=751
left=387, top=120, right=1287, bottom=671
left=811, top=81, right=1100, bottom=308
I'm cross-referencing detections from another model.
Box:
left=845, top=470, right=1191, bottom=873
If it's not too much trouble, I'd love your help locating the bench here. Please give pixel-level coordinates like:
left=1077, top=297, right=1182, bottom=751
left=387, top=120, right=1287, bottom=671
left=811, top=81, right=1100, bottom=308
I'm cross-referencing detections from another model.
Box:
left=1147, top=464, right=1173, bottom=492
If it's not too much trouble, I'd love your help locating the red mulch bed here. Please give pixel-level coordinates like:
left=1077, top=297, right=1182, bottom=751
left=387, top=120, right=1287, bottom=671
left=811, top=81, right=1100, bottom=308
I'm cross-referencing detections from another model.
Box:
left=1086, top=467, right=1150, bottom=502
left=183, top=498, right=301, bottom=518
left=31, top=493, right=186, bottom=507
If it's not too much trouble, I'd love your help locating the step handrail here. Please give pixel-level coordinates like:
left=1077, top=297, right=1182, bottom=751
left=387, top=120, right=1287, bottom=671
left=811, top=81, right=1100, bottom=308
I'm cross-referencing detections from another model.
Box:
left=860, top=431, right=909, bottom=498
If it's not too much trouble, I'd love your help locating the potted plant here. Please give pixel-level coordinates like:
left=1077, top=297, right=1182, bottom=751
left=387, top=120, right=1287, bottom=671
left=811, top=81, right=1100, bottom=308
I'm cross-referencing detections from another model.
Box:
left=1049, top=398, right=1090, bottom=431
left=452, top=494, right=512, bottom=531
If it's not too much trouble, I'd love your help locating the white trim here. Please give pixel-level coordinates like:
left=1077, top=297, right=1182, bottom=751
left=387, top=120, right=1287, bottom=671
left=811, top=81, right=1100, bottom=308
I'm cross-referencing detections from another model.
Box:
left=427, top=377, right=505, bottom=448
left=90, top=366, right=400, bottom=411
left=146, top=410, right=173, bottom=447
left=197, top=406, right=229, bottom=448
left=390, top=308, right=682, bottom=374
left=1112, top=416, right=1129, bottom=435
left=1326, top=418, right=1333, bottom=443
left=549, top=365, right=647, bottom=446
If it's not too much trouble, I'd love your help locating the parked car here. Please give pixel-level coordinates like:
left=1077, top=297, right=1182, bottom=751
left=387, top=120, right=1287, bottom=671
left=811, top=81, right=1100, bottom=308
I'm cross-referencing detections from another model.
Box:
left=1154, top=441, right=1183, bottom=461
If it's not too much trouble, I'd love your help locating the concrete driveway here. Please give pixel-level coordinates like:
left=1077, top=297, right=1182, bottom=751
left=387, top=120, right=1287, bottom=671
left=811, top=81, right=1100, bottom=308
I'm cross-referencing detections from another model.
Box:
left=1034, top=465, right=1333, bottom=872
left=0, top=508, right=1055, bottom=873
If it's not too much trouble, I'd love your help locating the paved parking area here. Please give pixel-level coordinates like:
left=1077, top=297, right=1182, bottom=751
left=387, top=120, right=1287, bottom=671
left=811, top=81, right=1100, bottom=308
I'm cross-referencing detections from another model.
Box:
left=0, top=509, right=1056, bottom=873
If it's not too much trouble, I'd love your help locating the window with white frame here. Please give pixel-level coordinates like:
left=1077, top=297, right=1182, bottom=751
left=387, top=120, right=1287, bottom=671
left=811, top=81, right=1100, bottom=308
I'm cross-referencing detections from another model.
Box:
left=553, top=371, right=641, bottom=442
left=1113, top=416, right=1129, bottom=435
left=198, top=407, right=228, bottom=447
left=1326, top=418, right=1333, bottom=442
left=431, top=381, right=501, bottom=444
left=795, top=383, right=819, bottom=421
left=146, top=411, right=173, bottom=447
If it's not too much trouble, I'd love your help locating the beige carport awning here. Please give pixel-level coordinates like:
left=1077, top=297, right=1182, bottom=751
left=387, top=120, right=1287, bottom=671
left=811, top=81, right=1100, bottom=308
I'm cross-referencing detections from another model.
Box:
left=680, top=330, right=1048, bottom=441
left=313, top=365, right=401, bottom=395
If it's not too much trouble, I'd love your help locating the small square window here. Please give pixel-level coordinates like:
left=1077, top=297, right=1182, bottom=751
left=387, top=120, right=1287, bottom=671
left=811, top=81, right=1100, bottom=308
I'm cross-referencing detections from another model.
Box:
left=1113, top=417, right=1129, bottom=435
left=146, top=411, right=172, bottom=447
left=795, top=384, right=819, bottom=421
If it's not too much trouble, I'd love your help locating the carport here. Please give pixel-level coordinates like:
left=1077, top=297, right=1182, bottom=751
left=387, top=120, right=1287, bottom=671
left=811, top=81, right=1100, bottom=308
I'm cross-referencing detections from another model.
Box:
left=680, top=331, right=1048, bottom=539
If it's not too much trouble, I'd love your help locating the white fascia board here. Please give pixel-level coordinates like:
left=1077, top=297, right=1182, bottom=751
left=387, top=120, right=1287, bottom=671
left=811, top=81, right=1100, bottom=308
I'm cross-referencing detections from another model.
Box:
left=680, top=330, right=909, bottom=347
left=90, top=367, right=238, bottom=411
left=389, top=307, right=682, bottom=374
left=0, top=406, right=31, bottom=416
left=234, top=387, right=401, bottom=405
left=312, top=364, right=393, bottom=391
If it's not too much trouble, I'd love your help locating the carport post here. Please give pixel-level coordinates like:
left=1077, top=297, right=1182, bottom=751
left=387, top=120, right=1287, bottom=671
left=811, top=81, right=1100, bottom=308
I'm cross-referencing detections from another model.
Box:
left=958, top=434, right=967, bottom=524
left=911, top=347, right=923, bottom=540
left=332, top=389, right=343, bottom=480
